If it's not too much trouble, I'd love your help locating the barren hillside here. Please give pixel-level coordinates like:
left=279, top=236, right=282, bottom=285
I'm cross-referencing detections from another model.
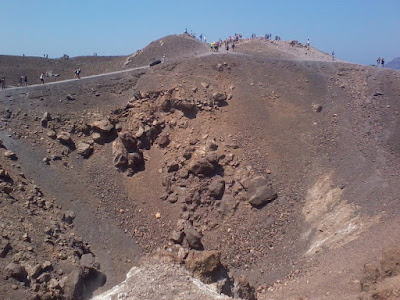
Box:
left=1, top=34, right=400, bottom=300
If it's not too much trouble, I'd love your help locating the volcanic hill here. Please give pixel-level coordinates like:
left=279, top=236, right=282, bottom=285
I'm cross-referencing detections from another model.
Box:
left=1, top=34, right=400, bottom=300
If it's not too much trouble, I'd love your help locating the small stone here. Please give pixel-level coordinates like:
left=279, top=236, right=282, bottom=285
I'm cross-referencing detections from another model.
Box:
left=37, top=272, right=51, bottom=283
left=167, top=160, right=179, bottom=173
left=48, top=278, right=60, bottom=290
left=46, top=130, right=56, bottom=139
left=158, top=134, right=170, bottom=148
left=205, top=138, right=218, bottom=151
left=42, top=261, right=53, bottom=272
left=155, top=212, right=161, bottom=219
left=312, top=104, right=323, bottom=112
left=92, top=132, right=102, bottom=143
left=200, top=82, right=209, bottom=88
left=92, top=119, right=114, bottom=133
left=4, top=150, right=17, bottom=160
left=76, top=142, right=93, bottom=158
left=171, top=230, right=184, bottom=244
left=56, top=132, right=72, bottom=144
left=66, top=94, right=75, bottom=101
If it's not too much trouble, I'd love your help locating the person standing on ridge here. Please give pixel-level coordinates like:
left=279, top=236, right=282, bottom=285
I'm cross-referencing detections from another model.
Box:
left=381, top=58, right=385, bottom=68
left=307, top=38, right=310, bottom=48
left=377, top=57, right=381, bottom=66
left=40, top=73, right=45, bottom=84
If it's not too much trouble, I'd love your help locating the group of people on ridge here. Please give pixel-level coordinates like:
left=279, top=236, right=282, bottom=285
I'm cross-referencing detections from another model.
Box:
left=376, top=57, right=385, bottom=67
left=0, top=67, right=82, bottom=89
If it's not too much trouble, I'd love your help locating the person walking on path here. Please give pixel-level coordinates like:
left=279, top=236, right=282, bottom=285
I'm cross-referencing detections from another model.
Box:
left=0, top=77, right=5, bottom=89
left=74, top=67, right=81, bottom=79
left=40, top=73, right=45, bottom=84
left=24, top=76, right=28, bottom=86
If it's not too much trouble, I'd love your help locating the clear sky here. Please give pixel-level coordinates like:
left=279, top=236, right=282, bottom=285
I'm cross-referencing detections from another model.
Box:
left=1, top=0, right=399, bottom=65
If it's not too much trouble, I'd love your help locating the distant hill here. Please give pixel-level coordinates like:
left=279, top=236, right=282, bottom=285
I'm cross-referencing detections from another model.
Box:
left=386, top=57, right=400, bottom=69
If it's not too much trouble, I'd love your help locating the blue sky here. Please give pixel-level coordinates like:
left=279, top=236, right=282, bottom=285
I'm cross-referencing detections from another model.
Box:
left=0, top=0, right=399, bottom=65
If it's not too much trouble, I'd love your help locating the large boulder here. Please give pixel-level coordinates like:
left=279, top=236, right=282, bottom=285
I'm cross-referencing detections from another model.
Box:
left=112, top=140, right=128, bottom=169
left=218, top=194, right=238, bottom=217
left=189, top=158, right=215, bottom=176
left=208, top=177, right=225, bottom=199
left=184, top=226, right=204, bottom=250
left=185, top=250, right=222, bottom=283
left=62, top=269, right=84, bottom=300
left=247, top=176, right=277, bottom=208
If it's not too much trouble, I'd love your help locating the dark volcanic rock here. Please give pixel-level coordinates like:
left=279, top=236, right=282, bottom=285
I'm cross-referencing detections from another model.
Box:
left=184, top=226, right=204, bottom=250
left=208, top=177, right=225, bottom=199
left=5, top=262, right=28, bottom=282
left=189, top=158, right=215, bottom=176
left=247, top=176, right=277, bottom=208
left=0, top=239, right=11, bottom=258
